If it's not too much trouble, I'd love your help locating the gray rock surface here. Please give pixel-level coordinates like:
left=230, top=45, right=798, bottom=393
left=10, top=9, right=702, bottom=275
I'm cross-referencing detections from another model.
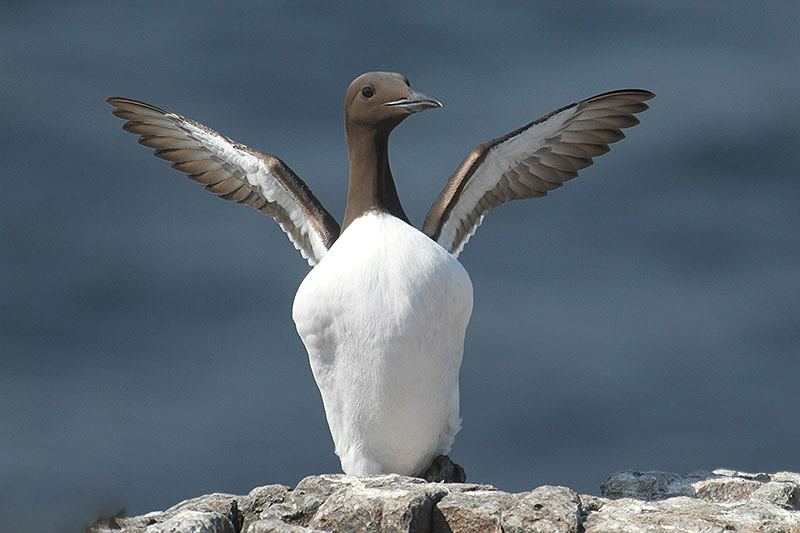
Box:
left=86, top=470, right=800, bottom=532
left=590, top=469, right=800, bottom=533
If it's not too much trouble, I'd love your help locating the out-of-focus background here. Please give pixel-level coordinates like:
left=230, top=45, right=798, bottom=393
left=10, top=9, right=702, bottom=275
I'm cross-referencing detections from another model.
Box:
left=2, top=2, right=798, bottom=530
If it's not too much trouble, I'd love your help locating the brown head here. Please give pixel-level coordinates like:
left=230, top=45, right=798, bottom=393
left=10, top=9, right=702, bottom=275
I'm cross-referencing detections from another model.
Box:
left=341, top=72, right=442, bottom=230
left=344, top=72, right=442, bottom=135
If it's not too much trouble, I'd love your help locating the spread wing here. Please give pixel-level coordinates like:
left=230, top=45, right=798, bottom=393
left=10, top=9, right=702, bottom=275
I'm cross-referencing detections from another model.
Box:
left=423, top=89, right=654, bottom=256
left=106, top=97, right=340, bottom=266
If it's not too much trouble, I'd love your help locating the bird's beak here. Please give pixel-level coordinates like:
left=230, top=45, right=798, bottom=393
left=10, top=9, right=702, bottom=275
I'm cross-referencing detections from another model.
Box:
left=384, top=90, right=443, bottom=113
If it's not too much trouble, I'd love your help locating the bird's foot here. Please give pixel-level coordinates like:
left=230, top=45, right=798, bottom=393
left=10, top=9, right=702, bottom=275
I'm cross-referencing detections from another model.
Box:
left=417, top=455, right=466, bottom=483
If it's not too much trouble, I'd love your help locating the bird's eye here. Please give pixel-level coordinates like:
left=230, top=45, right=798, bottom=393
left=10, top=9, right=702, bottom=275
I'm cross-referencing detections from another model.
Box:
left=361, top=86, right=375, bottom=99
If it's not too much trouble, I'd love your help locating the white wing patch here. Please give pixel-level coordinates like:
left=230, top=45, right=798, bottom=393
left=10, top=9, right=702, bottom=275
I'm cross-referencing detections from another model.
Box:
left=107, top=98, right=339, bottom=266
left=179, top=121, right=328, bottom=264
left=442, top=106, right=578, bottom=256
left=423, top=90, right=654, bottom=257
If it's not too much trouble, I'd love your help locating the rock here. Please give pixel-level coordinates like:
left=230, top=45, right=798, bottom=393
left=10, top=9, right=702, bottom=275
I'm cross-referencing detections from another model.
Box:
left=432, top=488, right=514, bottom=531
left=601, top=468, right=800, bottom=509
left=85, top=492, right=242, bottom=533
left=582, top=495, right=800, bottom=532
left=434, top=485, right=581, bottom=533
left=239, top=485, right=293, bottom=525
left=165, top=493, right=242, bottom=530
left=589, top=469, right=800, bottom=532
left=599, top=469, right=705, bottom=500
left=145, top=510, right=236, bottom=533
left=506, top=486, right=583, bottom=533
left=305, top=478, right=440, bottom=532
left=245, top=519, right=326, bottom=533
left=85, top=470, right=800, bottom=533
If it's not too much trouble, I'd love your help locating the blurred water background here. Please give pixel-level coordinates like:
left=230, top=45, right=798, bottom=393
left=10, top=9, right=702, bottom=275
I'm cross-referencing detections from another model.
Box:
left=1, top=1, right=798, bottom=530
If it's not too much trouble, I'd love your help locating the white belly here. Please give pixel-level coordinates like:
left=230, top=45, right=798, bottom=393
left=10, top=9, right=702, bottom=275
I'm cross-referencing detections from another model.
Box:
left=292, top=211, right=473, bottom=476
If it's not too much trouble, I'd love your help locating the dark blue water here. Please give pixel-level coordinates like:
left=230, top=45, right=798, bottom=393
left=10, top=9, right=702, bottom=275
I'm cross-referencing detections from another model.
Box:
left=2, top=1, right=798, bottom=530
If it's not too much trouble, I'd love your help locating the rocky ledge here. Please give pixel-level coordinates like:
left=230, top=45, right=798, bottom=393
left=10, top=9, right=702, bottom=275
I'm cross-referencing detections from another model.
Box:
left=87, top=469, right=800, bottom=532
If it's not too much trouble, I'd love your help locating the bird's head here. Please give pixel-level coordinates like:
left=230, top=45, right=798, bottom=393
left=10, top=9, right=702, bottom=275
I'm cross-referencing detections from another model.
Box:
left=345, top=72, right=442, bottom=134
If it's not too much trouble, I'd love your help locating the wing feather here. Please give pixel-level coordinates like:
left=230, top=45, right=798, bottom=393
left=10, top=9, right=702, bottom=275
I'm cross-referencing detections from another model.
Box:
left=422, top=89, right=654, bottom=256
left=106, top=97, right=340, bottom=266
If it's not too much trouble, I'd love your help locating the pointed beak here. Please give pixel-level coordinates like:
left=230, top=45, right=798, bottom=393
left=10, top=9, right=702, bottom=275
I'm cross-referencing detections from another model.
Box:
left=384, top=90, right=443, bottom=113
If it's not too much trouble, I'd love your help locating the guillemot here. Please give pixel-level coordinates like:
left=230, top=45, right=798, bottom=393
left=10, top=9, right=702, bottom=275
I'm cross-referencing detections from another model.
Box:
left=106, top=72, right=653, bottom=481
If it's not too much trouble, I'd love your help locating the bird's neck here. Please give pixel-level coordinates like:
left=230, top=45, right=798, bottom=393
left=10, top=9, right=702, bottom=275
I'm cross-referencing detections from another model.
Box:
left=342, top=124, right=409, bottom=231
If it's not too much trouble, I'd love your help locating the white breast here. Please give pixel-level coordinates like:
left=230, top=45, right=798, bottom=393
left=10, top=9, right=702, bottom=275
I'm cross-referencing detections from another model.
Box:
left=292, top=211, right=473, bottom=476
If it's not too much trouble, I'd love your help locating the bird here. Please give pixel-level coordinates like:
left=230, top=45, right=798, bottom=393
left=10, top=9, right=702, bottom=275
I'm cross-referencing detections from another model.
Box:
left=106, top=72, right=653, bottom=482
